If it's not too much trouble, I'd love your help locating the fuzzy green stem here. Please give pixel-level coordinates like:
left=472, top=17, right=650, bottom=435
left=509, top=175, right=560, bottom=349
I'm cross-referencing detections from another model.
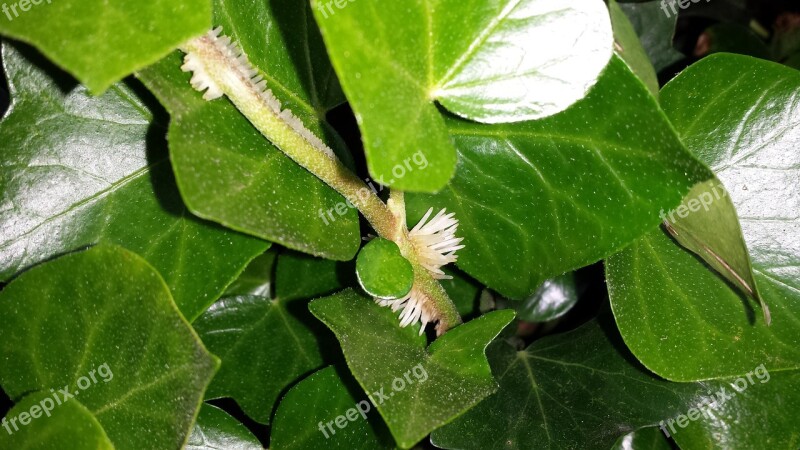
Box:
left=181, top=33, right=461, bottom=332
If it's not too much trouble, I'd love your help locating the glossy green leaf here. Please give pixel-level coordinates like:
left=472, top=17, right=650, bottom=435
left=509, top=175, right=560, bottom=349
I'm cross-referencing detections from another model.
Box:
left=224, top=249, right=278, bottom=297
left=671, top=369, right=800, bottom=450
left=275, top=250, right=353, bottom=301
left=137, top=0, right=363, bottom=261
left=193, top=295, right=324, bottom=425
left=607, top=53, right=800, bottom=381
left=431, top=318, right=698, bottom=449
left=186, top=404, right=263, bottom=450
left=356, top=238, right=413, bottom=299
left=314, top=0, right=613, bottom=191
left=271, top=367, right=394, bottom=450
left=617, top=0, right=683, bottom=72
left=407, top=56, right=711, bottom=299
left=610, top=0, right=659, bottom=95
left=0, top=42, right=268, bottom=321
left=663, top=178, right=766, bottom=321
left=607, top=228, right=800, bottom=381
left=662, top=54, right=800, bottom=303
left=0, top=0, right=211, bottom=94
left=515, top=273, right=580, bottom=322
left=0, top=245, right=219, bottom=449
left=0, top=391, right=114, bottom=450
left=612, top=427, right=671, bottom=450
left=310, top=290, right=515, bottom=448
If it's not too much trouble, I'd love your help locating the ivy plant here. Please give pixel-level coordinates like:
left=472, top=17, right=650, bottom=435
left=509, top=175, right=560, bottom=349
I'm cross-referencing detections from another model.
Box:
left=1, top=0, right=798, bottom=449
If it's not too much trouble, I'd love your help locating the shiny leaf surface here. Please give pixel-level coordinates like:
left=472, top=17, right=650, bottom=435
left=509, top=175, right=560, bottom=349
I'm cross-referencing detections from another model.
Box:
left=313, top=0, right=613, bottom=191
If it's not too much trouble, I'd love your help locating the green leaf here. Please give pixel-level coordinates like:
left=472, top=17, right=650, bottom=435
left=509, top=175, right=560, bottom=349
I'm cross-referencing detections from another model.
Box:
left=431, top=318, right=698, bottom=449
left=607, top=53, right=800, bottom=381
left=0, top=391, right=114, bottom=450
left=663, top=178, right=766, bottom=321
left=275, top=250, right=353, bottom=301
left=0, top=245, right=219, bottom=449
left=662, top=54, right=800, bottom=302
left=356, top=238, right=413, bottom=299
left=137, top=0, right=363, bottom=262
left=617, top=0, right=683, bottom=72
left=609, top=0, right=660, bottom=95
left=607, top=228, right=800, bottom=381
left=671, top=369, right=800, bottom=450
left=515, top=272, right=580, bottom=322
left=193, top=295, right=324, bottom=424
left=407, top=56, right=711, bottom=299
left=313, top=0, right=613, bottom=191
left=611, top=427, right=671, bottom=450
left=271, top=367, right=394, bottom=450
left=440, top=267, right=482, bottom=319
left=0, top=42, right=268, bottom=321
left=309, top=290, right=515, bottom=448
left=0, top=0, right=211, bottom=94
left=224, top=249, right=278, bottom=297
left=186, top=404, right=263, bottom=450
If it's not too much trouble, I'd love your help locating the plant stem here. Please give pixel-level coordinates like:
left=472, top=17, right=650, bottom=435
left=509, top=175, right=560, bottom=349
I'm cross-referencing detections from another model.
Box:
left=181, top=33, right=462, bottom=332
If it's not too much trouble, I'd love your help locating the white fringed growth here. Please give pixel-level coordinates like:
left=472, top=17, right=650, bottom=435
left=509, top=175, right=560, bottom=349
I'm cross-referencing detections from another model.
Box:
left=377, top=208, right=465, bottom=335
left=181, top=27, right=336, bottom=160
left=408, top=208, right=465, bottom=279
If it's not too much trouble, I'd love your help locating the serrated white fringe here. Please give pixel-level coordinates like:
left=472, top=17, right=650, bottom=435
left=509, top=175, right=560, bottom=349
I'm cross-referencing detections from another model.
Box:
left=181, top=26, right=336, bottom=160
left=378, top=285, right=437, bottom=336
left=376, top=207, right=464, bottom=335
left=408, top=208, right=464, bottom=280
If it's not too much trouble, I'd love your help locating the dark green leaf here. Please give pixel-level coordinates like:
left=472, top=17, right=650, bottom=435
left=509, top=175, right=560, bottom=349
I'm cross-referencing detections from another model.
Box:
left=186, top=404, right=263, bottom=450
left=407, top=56, right=711, bottom=299
left=607, top=228, right=800, bottom=381
left=275, top=250, right=353, bottom=301
left=0, top=0, right=211, bottom=93
left=0, top=245, right=219, bottom=449
left=0, top=42, right=268, bottom=321
left=0, top=391, right=114, bottom=450
left=310, top=289, right=515, bottom=448
left=193, top=295, right=324, bottom=424
left=431, top=318, right=698, bottom=449
left=617, top=0, right=683, bottom=71
left=271, top=367, right=393, bottom=450
left=313, top=0, right=613, bottom=191
left=610, top=0, right=660, bottom=95
left=611, top=427, right=671, bottom=450
left=515, top=273, right=580, bottom=322
left=608, top=53, right=800, bottom=381
left=137, top=0, right=363, bottom=261
left=224, top=250, right=278, bottom=297
left=356, top=238, right=413, bottom=299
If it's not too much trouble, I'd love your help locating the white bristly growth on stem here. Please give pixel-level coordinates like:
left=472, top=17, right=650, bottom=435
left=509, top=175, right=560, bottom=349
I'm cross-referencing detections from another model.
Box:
left=378, top=208, right=464, bottom=335
left=181, top=27, right=336, bottom=159
left=408, top=208, right=465, bottom=280
left=180, top=27, right=464, bottom=335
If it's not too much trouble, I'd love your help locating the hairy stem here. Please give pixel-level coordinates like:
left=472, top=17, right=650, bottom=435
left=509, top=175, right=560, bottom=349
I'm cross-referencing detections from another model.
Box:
left=180, top=33, right=462, bottom=332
